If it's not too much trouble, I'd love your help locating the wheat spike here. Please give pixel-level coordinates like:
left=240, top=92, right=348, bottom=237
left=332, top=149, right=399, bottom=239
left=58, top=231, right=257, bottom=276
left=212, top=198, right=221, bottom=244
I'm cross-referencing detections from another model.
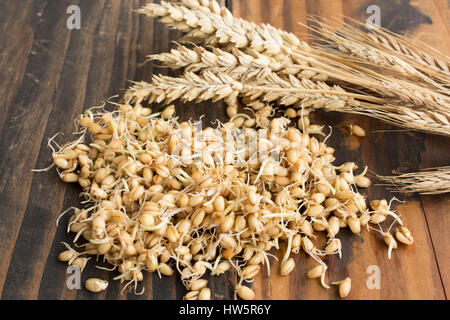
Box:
left=172, top=0, right=222, bottom=15
left=149, top=45, right=330, bottom=82
left=377, top=167, right=450, bottom=194
left=320, top=102, right=450, bottom=136
left=141, top=1, right=450, bottom=112
left=138, top=1, right=302, bottom=55
left=366, top=26, right=450, bottom=78
left=312, top=19, right=450, bottom=86
left=124, top=71, right=375, bottom=109
left=124, top=71, right=450, bottom=136
left=311, top=20, right=450, bottom=111
left=149, top=46, right=273, bottom=81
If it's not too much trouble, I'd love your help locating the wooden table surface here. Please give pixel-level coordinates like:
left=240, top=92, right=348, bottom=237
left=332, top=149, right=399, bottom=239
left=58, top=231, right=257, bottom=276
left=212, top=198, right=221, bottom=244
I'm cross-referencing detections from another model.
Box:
left=0, top=0, right=449, bottom=300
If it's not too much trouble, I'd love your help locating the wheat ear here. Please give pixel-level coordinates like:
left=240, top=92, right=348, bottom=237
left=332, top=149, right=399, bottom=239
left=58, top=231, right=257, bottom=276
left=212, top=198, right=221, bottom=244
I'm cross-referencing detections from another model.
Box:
left=310, top=19, right=450, bottom=108
left=149, top=46, right=274, bottom=81
left=142, top=1, right=450, bottom=112
left=377, top=167, right=450, bottom=194
left=139, top=1, right=303, bottom=54
left=366, top=25, right=450, bottom=79
left=124, top=71, right=369, bottom=107
left=309, top=18, right=450, bottom=92
left=319, top=102, right=450, bottom=136
left=124, top=72, right=450, bottom=136
left=149, top=45, right=333, bottom=82
left=172, top=0, right=222, bottom=15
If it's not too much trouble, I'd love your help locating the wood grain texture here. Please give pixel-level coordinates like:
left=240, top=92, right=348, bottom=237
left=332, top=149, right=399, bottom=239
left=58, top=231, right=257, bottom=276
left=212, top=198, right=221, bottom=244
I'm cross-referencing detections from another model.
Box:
left=0, top=0, right=448, bottom=300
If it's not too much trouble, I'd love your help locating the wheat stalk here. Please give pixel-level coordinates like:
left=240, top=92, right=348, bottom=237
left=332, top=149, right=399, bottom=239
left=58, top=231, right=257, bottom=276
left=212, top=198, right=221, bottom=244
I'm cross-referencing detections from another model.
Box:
left=365, top=25, right=450, bottom=79
left=138, top=1, right=450, bottom=135
left=124, top=71, right=450, bottom=136
left=310, top=19, right=450, bottom=111
left=319, top=102, right=450, bottom=136
left=124, top=71, right=366, bottom=107
left=377, top=167, right=450, bottom=194
left=311, top=19, right=450, bottom=87
left=140, top=1, right=374, bottom=80
left=148, top=44, right=422, bottom=111
left=149, top=45, right=331, bottom=82
left=140, top=1, right=302, bottom=54
left=313, top=16, right=450, bottom=78
left=173, top=0, right=222, bottom=15
left=141, top=1, right=450, bottom=113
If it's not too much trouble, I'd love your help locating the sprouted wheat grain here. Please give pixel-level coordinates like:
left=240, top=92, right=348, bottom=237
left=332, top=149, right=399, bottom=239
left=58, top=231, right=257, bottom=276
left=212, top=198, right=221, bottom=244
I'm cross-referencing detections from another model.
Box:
left=50, top=98, right=410, bottom=299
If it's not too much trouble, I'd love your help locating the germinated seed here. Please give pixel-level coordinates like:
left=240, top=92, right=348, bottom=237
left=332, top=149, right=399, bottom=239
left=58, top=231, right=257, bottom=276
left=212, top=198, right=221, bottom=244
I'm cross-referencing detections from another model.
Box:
left=85, top=278, right=108, bottom=293
left=52, top=94, right=413, bottom=301
left=235, top=285, right=255, bottom=300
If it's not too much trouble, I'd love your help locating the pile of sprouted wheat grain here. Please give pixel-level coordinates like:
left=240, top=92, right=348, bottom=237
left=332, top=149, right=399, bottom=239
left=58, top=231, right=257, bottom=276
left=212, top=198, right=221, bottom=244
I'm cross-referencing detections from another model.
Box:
left=51, top=101, right=413, bottom=299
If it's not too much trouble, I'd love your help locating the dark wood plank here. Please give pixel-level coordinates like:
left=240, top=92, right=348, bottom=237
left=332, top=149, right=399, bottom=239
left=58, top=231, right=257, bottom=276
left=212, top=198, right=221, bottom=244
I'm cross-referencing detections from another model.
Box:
left=0, top=0, right=75, bottom=296
left=416, top=0, right=450, bottom=298
left=0, top=1, right=41, bottom=133
left=1, top=0, right=113, bottom=300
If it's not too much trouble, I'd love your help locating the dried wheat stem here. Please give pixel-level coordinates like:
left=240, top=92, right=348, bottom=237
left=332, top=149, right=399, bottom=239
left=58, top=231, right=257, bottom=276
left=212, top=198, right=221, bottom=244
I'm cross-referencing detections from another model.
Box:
left=124, top=72, right=449, bottom=135
left=311, top=19, right=450, bottom=89
left=366, top=26, right=450, bottom=77
left=150, top=45, right=335, bottom=84
left=142, top=1, right=450, bottom=112
left=377, top=167, right=450, bottom=194
left=302, top=49, right=450, bottom=113
left=318, top=102, right=450, bottom=136
left=172, top=0, right=222, bottom=15
left=139, top=1, right=303, bottom=55
left=124, top=71, right=377, bottom=108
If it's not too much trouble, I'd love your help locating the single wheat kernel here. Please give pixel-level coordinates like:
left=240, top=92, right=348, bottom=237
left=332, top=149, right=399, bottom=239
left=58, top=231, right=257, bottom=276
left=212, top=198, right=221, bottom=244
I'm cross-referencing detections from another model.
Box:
left=54, top=157, right=69, bottom=169
left=333, top=277, right=351, bottom=298
left=349, top=124, right=366, bottom=137
left=187, top=279, right=207, bottom=291
left=62, top=172, right=79, bottom=183
left=161, top=105, right=176, bottom=119
left=235, top=285, right=255, bottom=300
left=285, top=108, right=297, bottom=118
left=158, top=263, right=174, bottom=276
left=347, top=217, right=361, bottom=234
left=242, top=265, right=260, bottom=280
left=198, top=287, right=211, bottom=300
left=280, top=258, right=295, bottom=276
left=226, top=106, right=238, bottom=118
left=355, top=176, right=371, bottom=188
left=85, top=278, right=108, bottom=293
left=58, top=250, right=76, bottom=262
left=395, top=226, right=414, bottom=245
left=307, top=265, right=324, bottom=279
left=183, top=290, right=199, bottom=300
